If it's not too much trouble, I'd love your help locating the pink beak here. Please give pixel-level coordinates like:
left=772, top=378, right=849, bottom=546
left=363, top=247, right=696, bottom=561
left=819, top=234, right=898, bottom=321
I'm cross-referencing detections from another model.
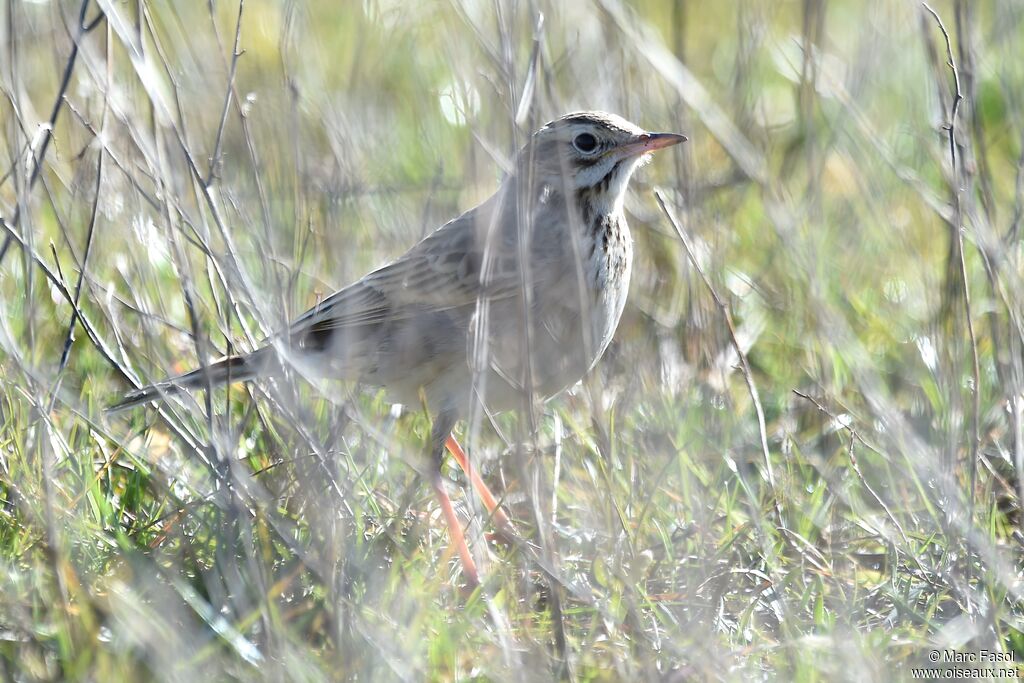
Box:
left=617, top=132, right=687, bottom=158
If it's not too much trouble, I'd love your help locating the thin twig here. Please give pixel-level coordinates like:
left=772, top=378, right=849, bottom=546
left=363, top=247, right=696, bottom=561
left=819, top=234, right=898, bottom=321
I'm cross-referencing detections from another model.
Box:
left=48, top=146, right=102, bottom=408
left=0, top=0, right=100, bottom=263
left=922, top=1, right=981, bottom=598
left=792, top=390, right=910, bottom=545
left=48, top=22, right=113, bottom=414
left=655, top=189, right=785, bottom=530
left=205, top=0, right=245, bottom=187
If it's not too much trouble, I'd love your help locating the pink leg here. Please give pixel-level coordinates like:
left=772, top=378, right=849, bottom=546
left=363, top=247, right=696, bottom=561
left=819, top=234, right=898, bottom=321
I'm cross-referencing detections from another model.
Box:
left=445, top=435, right=515, bottom=535
left=431, top=472, right=480, bottom=587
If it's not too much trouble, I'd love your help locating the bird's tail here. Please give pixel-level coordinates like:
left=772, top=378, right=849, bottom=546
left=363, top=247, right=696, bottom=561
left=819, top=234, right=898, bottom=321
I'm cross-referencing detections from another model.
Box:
left=107, top=348, right=273, bottom=413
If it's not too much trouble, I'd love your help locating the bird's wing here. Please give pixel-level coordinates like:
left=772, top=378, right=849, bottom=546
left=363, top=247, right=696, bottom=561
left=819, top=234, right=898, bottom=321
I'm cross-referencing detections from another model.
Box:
left=286, top=190, right=526, bottom=343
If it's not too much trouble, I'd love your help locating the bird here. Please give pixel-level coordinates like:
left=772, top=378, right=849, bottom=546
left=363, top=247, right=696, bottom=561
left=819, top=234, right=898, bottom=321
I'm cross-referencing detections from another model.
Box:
left=109, top=111, right=685, bottom=585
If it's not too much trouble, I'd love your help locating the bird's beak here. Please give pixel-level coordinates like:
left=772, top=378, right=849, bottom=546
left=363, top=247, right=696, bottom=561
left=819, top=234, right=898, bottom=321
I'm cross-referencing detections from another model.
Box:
left=616, top=132, right=687, bottom=158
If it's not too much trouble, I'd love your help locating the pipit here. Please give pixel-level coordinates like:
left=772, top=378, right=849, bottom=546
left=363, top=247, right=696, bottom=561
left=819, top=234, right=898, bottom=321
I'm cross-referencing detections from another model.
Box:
left=111, top=111, right=685, bottom=584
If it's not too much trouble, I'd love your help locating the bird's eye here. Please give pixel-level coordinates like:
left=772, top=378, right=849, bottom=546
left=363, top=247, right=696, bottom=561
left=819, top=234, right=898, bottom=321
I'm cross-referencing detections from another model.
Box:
left=572, top=132, right=598, bottom=154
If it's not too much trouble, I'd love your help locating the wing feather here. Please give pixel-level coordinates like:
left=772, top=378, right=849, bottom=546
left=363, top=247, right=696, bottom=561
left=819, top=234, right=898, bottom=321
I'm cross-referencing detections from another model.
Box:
left=287, top=188, right=527, bottom=345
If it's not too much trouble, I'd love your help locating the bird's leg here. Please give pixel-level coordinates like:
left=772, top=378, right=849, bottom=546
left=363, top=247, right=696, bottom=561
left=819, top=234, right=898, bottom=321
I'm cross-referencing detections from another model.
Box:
left=430, top=409, right=480, bottom=586
left=444, top=435, right=515, bottom=539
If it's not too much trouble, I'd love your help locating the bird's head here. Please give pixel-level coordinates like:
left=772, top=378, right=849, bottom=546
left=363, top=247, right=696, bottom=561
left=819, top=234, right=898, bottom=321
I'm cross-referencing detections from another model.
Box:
left=520, top=111, right=685, bottom=214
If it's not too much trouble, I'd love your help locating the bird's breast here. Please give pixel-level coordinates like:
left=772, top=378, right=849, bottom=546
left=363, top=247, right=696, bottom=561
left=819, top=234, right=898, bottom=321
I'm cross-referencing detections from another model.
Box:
left=530, top=212, right=632, bottom=388
left=469, top=206, right=634, bottom=408
left=584, top=212, right=633, bottom=359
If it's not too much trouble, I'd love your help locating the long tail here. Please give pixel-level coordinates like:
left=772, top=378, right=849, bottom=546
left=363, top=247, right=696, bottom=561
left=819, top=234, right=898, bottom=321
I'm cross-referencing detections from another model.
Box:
left=107, top=348, right=273, bottom=413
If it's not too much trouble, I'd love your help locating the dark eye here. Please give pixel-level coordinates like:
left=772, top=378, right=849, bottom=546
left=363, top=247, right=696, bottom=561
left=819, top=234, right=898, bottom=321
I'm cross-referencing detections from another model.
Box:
left=572, top=132, right=598, bottom=153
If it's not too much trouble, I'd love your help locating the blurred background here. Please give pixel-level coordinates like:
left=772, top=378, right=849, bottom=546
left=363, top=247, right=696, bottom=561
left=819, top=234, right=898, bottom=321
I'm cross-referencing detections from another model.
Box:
left=0, top=0, right=1022, bottom=680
